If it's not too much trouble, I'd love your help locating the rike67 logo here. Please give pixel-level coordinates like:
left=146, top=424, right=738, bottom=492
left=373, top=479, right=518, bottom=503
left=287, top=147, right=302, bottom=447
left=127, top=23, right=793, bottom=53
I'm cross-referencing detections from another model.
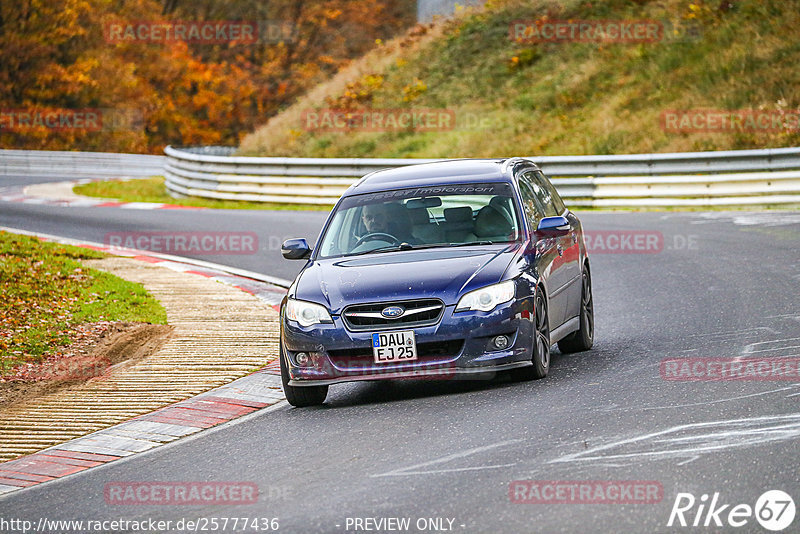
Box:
left=667, top=490, right=795, bottom=531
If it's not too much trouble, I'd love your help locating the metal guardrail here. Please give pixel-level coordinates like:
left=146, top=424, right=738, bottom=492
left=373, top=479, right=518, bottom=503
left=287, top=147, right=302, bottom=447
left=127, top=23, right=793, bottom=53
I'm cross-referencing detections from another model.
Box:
left=164, top=146, right=800, bottom=207
left=0, top=149, right=164, bottom=178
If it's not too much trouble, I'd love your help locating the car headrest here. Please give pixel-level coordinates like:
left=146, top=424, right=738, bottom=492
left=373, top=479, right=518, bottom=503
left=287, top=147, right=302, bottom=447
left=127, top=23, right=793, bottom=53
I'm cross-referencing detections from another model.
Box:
left=443, top=206, right=473, bottom=223
left=489, top=196, right=513, bottom=221
left=475, top=205, right=512, bottom=238
left=407, top=207, right=430, bottom=225
left=382, top=202, right=411, bottom=226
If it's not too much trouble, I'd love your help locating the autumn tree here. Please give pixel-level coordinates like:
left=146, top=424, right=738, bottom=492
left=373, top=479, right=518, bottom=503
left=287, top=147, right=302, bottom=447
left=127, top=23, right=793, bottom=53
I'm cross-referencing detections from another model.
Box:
left=0, top=0, right=416, bottom=153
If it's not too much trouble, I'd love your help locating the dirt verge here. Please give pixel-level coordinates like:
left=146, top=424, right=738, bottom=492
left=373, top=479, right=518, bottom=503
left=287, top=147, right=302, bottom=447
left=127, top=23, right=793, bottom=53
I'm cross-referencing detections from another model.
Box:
left=0, top=322, right=173, bottom=408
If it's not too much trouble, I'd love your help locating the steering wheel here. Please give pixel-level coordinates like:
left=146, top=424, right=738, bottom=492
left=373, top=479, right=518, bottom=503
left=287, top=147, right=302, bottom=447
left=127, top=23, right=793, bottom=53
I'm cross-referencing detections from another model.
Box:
left=354, top=232, right=401, bottom=248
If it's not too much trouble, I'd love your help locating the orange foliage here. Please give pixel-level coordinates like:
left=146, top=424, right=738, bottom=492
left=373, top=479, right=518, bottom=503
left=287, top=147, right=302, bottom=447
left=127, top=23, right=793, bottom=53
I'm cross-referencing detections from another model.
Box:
left=0, top=0, right=414, bottom=153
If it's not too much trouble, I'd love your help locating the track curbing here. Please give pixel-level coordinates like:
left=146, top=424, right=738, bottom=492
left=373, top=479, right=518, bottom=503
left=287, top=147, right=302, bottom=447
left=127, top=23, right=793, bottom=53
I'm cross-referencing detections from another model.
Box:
left=0, top=229, right=289, bottom=497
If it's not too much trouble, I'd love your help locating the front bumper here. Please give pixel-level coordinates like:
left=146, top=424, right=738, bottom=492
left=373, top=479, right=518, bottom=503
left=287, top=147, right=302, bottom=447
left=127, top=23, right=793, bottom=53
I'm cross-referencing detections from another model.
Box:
left=281, top=298, right=534, bottom=386
left=287, top=361, right=534, bottom=386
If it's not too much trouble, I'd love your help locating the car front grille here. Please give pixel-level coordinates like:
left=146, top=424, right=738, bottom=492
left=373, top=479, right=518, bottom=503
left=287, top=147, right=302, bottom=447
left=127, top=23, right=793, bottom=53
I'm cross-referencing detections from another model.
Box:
left=342, top=298, right=444, bottom=331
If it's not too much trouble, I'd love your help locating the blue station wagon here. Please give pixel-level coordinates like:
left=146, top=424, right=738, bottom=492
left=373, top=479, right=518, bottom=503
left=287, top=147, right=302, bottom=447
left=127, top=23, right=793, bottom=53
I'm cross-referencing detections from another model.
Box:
left=279, top=158, right=593, bottom=406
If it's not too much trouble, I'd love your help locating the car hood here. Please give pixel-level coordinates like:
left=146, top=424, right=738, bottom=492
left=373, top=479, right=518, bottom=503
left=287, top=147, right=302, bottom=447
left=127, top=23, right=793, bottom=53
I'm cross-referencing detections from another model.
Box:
left=293, top=245, right=519, bottom=313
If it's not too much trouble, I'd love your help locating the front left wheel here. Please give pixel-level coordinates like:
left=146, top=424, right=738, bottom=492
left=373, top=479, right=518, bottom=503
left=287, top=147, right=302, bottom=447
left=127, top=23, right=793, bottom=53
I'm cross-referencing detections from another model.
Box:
left=510, top=288, right=550, bottom=381
left=279, top=344, right=328, bottom=407
left=558, top=266, right=594, bottom=353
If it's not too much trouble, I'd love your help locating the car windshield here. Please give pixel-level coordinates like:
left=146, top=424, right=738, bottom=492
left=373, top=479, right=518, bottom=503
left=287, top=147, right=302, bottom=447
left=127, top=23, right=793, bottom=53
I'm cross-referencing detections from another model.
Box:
left=317, top=182, right=521, bottom=258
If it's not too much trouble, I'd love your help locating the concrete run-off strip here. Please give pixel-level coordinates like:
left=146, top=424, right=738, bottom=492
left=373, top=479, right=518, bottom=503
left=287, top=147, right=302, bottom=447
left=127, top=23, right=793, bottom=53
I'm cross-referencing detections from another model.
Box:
left=0, top=180, right=200, bottom=210
left=0, top=252, right=288, bottom=496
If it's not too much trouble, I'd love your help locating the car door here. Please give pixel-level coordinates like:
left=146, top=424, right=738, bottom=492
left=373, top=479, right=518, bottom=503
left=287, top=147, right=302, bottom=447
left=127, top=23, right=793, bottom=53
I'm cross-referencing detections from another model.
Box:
left=518, top=171, right=566, bottom=329
left=530, top=170, right=582, bottom=323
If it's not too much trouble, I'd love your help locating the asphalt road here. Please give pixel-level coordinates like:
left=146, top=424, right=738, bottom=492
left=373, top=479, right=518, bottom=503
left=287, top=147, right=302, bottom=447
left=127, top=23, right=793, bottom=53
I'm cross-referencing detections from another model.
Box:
left=0, top=175, right=329, bottom=282
left=1, top=174, right=799, bottom=533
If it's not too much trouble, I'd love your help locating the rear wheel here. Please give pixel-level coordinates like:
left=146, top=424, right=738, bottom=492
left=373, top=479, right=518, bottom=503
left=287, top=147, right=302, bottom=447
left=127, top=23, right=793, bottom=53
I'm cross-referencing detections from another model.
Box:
left=558, top=266, right=594, bottom=353
left=279, top=344, right=328, bottom=407
left=510, top=288, right=550, bottom=381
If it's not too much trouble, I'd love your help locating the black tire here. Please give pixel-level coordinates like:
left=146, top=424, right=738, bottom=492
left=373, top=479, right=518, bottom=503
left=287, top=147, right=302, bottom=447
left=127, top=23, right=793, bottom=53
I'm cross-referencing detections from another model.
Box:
left=279, top=344, right=328, bottom=407
left=558, top=266, right=594, bottom=353
left=510, top=288, right=550, bottom=381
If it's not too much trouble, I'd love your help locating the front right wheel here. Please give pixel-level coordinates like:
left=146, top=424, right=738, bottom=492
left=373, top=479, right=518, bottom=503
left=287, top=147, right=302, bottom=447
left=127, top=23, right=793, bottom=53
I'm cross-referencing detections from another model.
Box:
left=279, top=344, right=328, bottom=407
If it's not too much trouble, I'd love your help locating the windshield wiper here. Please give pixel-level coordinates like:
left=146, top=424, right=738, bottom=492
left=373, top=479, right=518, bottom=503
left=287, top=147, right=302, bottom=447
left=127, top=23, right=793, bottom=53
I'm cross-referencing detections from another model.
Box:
left=347, top=243, right=447, bottom=256
left=446, top=240, right=495, bottom=247
left=346, top=241, right=502, bottom=257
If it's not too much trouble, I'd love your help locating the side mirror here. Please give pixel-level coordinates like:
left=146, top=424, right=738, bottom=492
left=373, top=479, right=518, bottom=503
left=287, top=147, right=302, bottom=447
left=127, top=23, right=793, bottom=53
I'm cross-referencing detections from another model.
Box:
left=536, top=216, right=570, bottom=237
left=281, top=238, right=312, bottom=260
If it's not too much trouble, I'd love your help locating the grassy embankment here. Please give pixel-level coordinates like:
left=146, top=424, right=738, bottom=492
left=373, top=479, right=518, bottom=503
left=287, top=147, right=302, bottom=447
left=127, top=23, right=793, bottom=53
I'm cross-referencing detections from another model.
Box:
left=238, top=0, right=800, bottom=158
left=0, top=232, right=166, bottom=376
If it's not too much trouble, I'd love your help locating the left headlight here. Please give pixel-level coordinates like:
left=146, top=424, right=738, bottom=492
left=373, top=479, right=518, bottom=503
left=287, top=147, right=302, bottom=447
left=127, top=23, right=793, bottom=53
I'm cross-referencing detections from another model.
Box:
left=455, top=280, right=516, bottom=312
left=285, top=298, right=333, bottom=327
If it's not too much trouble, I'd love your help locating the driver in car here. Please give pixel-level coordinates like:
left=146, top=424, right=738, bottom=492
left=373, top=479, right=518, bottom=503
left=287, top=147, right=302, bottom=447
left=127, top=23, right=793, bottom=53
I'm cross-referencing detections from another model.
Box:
left=361, top=204, right=391, bottom=233
left=361, top=203, right=417, bottom=244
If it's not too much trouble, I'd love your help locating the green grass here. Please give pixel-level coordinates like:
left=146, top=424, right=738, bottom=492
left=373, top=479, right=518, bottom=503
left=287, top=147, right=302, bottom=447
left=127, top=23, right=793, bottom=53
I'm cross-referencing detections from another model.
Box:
left=73, top=177, right=334, bottom=212
left=238, top=0, right=800, bottom=158
left=0, top=232, right=167, bottom=375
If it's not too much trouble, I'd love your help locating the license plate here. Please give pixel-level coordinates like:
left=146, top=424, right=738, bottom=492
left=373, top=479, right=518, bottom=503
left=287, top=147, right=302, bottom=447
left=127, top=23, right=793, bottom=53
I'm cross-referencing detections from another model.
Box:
left=372, top=330, right=417, bottom=363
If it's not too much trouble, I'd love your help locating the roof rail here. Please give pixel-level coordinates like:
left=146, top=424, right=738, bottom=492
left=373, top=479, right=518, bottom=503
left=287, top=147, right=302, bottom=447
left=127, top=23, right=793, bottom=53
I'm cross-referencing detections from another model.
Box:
left=500, top=157, right=530, bottom=175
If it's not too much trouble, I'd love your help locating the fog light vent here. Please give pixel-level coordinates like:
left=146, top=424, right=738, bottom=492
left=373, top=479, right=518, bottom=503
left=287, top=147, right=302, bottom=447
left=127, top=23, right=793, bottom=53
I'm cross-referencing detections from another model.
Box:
left=295, top=352, right=310, bottom=365
left=493, top=335, right=509, bottom=350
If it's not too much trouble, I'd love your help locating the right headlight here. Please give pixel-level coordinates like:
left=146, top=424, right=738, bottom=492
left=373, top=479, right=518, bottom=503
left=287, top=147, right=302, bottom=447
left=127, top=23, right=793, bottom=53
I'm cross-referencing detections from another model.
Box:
left=455, top=280, right=516, bottom=312
left=285, top=298, right=333, bottom=327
